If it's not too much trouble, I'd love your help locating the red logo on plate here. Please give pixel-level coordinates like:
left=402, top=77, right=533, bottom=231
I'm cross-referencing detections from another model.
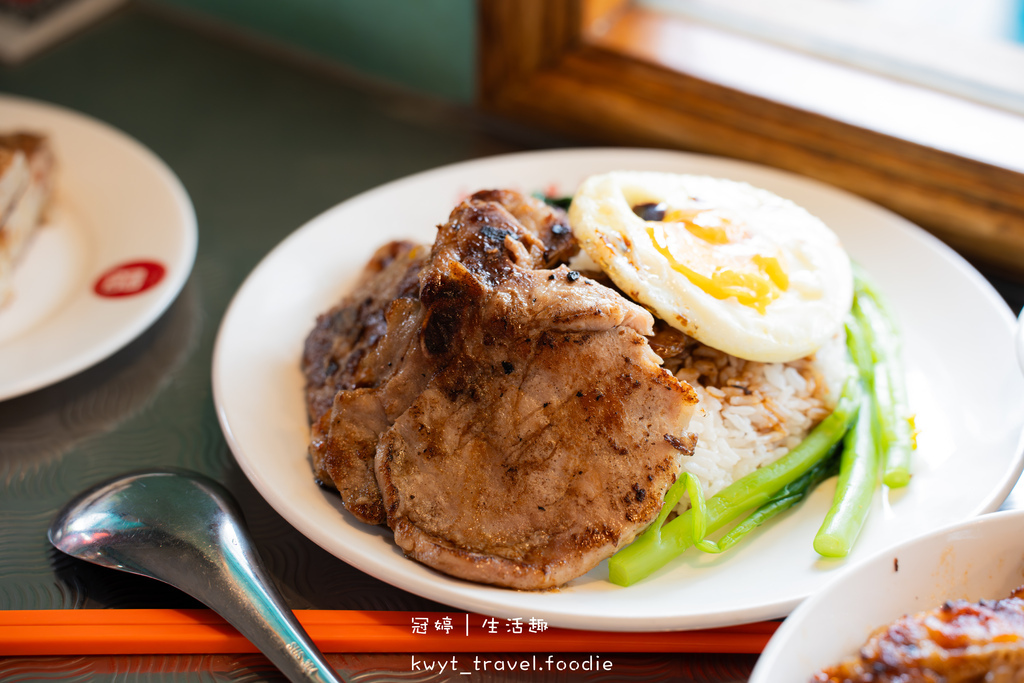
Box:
left=94, top=261, right=166, bottom=298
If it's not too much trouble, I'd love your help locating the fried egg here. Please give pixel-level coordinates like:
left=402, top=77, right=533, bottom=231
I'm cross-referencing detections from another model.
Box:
left=568, top=171, right=853, bottom=363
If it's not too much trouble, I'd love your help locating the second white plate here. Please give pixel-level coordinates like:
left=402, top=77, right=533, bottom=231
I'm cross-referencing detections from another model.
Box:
left=213, top=148, right=1024, bottom=631
left=750, top=508, right=1024, bottom=681
left=0, top=95, right=196, bottom=401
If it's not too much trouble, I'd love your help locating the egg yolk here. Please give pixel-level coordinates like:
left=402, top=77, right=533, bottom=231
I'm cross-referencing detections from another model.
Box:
left=646, top=208, right=789, bottom=314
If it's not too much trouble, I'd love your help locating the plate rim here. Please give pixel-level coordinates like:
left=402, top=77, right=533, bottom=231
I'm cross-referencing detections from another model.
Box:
left=0, top=94, right=198, bottom=401
left=212, top=146, right=1024, bottom=631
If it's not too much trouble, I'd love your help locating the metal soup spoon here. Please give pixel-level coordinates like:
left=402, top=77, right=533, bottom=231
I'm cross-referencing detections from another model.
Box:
left=48, top=468, right=343, bottom=683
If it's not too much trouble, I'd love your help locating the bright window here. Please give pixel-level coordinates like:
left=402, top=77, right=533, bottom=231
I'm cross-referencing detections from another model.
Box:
left=641, top=0, right=1024, bottom=114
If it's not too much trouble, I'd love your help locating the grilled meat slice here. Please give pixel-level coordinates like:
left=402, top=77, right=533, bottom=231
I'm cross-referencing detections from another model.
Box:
left=375, top=193, right=698, bottom=589
left=303, top=191, right=576, bottom=526
left=310, top=295, right=434, bottom=523
left=813, top=587, right=1024, bottom=683
left=302, top=240, right=428, bottom=424
left=302, top=241, right=430, bottom=522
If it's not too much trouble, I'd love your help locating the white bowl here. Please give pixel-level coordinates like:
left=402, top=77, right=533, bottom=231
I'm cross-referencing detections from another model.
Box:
left=750, top=508, right=1024, bottom=681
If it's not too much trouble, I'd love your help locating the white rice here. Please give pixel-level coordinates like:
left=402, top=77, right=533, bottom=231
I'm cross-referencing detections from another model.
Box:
left=670, top=330, right=850, bottom=509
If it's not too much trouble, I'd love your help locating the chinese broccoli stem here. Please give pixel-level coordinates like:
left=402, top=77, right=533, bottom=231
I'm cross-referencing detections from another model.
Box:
left=608, top=381, right=858, bottom=587
left=851, top=269, right=914, bottom=488
left=811, top=280, right=900, bottom=558
left=812, top=386, right=880, bottom=558
left=696, top=448, right=841, bottom=554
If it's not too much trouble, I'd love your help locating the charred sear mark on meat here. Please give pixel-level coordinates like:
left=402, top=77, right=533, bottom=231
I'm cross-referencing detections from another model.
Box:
left=302, top=189, right=697, bottom=589
left=664, top=433, right=697, bottom=456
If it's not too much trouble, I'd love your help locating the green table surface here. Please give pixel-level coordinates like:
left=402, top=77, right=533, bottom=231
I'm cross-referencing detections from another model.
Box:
left=1, top=5, right=1022, bottom=682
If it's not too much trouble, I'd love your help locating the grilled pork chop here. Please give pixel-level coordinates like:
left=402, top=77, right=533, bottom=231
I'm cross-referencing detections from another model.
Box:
left=813, top=587, right=1024, bottom=683
left=302, top=240, right=430, bottom=523
left=303, top=240, right=427, bottom=424
left=302, top=191, right=579, bottom=525
left=303, top=189, right=698, bottom=588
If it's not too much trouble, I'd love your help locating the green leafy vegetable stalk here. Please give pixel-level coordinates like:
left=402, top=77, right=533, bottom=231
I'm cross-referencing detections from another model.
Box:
left=812, top=383, right=879, bottom=558
left=850, top=266, right=915, bottom=488
left=608, top=380, right=858, bottom=586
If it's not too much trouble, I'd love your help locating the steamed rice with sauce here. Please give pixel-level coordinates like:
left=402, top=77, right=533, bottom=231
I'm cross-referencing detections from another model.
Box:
left=664, top=330, right=848, bottom=508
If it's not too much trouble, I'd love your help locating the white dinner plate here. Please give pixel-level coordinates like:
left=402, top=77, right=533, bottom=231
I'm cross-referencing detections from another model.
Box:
left=212, top=148, right=1024, bottom=631
left=0, top=95, right=196, bottom=401
left=750, top=507, right=1024, bottom=681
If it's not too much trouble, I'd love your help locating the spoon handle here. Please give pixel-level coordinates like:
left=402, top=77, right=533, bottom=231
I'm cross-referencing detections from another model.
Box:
left=173, top=503, right=342, bottom=683
left=142, top=478, right=343, bottom=683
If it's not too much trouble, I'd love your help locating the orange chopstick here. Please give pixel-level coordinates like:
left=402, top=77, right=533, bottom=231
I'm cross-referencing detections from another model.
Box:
left=0, top=609, right=778, bottom=656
